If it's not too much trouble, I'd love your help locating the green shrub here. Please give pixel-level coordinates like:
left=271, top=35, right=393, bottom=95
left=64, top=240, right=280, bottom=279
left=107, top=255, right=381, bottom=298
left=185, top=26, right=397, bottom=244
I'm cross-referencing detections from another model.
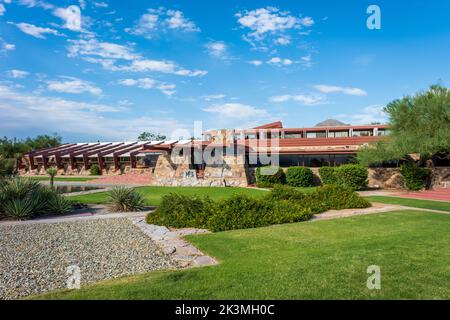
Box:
left=334, top=164, right=368, bottom=190
left=0, top=177, right=73, bottom=220
left=286, top=166, right=314, bottom=187
left=107, top=186, right=145, bottom=212
left=400, top=163, right=431, bottom=191
left=146, top=193, right=214, bottom=229
left=255, top=166, right=286, bottom=187
left=89, top=164, right=102, bottom=176
left=319, top=167, right=336, bottom=185
left=311, top=184, right=371, bottom=210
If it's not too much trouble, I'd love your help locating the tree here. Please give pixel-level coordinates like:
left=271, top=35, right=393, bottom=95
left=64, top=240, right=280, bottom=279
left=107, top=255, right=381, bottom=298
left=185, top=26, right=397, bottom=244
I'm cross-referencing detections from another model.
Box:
left=137, top=132, right=166, bottom=141
left=357, top=85, right=450, bottom=166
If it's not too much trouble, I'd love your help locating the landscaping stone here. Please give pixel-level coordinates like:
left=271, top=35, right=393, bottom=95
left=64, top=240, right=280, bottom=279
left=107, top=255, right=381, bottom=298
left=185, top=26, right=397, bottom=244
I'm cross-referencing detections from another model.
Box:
left=130, top=218, right=217, bottom=269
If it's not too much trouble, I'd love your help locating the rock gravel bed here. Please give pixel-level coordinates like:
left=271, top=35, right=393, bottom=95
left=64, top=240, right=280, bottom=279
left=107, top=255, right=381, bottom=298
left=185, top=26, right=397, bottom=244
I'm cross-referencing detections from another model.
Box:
left=0, top=218, right=177, bottom=300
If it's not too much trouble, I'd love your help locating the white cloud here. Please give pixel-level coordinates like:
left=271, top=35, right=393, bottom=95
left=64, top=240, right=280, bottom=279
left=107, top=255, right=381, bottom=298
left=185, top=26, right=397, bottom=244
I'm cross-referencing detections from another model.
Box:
left=166, top=9, right=199, bottom=31
left=336, top=105, right=387, bottom=125
left=46, top=77, right=102, bottom=96
left=202, top=103, right=268, bottom=119
left=270, top=94, right=327, bottom=105
left=128, top=7, right=199, bottom=38
left=7, top=69, right=29, bottom=78
left=0, top=37, right=15, bottom=52
left=202, top=94, right=226, bottom=101
left=205, top=41, right=228, bottom=59
left=67, top=38, right=139, bottom=60
left=247, top=60, right=263, bottom=66
left=78, top=0, right=86, bottom=10
left=0, top=85, right=185, bottom=140
left=53, top=5, right=82, bottom=31
left=274, top=36, right=291, bottom=45
left=18, top=0, right=54, bottom=10
left=13, top=22, right=62, bottom=39
left=314, top=84, right=367, bottom=96
left=268, top=57, right=293, bottom=66
left=236, top=7, right=314, bottom=45
left=118, top=78, right=176, bottom=96
left=67, top=38, right=207, bottom=76
left=0, top=4, right=6, bottom=16
left=93, top=2, right=108, bottom=8
left=299, top=54, right=312, bottom=68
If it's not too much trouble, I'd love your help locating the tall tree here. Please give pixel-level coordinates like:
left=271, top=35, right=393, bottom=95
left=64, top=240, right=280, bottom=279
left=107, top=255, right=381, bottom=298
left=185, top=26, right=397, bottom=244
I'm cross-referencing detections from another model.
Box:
left=358, top=85, right=450, bottom=166
left=137, top=132, right=166, bottom=141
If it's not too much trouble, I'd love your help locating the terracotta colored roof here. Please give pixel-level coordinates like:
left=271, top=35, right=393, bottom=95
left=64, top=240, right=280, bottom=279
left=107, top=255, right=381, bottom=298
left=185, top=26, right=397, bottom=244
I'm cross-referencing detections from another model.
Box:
left=253, top=121, right=283, bottom=129
left=242, top=136, right=385, bottom=147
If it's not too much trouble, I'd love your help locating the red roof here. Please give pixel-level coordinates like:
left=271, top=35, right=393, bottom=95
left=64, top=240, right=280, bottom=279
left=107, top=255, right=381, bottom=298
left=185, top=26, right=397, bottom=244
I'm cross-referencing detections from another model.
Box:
left=253, top=121, right=283, bottom=129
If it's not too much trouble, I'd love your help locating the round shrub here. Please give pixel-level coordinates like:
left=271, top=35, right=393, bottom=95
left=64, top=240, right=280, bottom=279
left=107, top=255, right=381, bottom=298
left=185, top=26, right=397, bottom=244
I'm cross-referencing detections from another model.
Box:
left=311, top=184, right=371, bottom=210
left=334, top=164, right=368, bottom=190
left=319, top=166, right=336, bottom=185
left=89, top=164, right=102, bottom=176
left=400, top=163, right=431, bottom=191
left=107, top=186, right=145, bottom=212
left=255, top=166, right=286, bottom=188
left=286, top=166, right=314, bottom=187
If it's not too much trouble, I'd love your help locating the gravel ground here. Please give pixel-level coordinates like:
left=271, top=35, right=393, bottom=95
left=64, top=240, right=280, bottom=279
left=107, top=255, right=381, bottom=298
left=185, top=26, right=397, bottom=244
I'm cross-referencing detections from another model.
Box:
left=0, top=218, right=177, bottom=300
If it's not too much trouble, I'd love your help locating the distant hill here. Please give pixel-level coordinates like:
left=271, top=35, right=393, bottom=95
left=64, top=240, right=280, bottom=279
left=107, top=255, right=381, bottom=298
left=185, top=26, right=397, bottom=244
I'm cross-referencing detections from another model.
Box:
left=314, top=119, right=349, bottom=127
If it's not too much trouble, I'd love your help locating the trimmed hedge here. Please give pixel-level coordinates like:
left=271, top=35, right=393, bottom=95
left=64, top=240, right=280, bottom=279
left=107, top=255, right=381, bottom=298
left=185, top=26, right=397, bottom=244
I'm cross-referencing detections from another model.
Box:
left=146, top=184, right=371, bottom=232
left=255, top=166, right=286, bottom=188
left=334, top=164, right=368, bottom=190
left=90, top=164, right=102, bottom=176
left=319, top=166, right=336, bottom=185
left=286, top=166, right=314, bottom=187
left=400, top=163, right=431, bottom=191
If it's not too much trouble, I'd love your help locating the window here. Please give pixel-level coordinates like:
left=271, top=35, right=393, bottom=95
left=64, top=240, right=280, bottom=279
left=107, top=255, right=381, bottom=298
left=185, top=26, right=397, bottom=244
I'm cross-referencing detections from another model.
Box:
left=284, top=133, right=302, bottom=139
left=353, top=130, right=372, bottom=137
left=328, top=131, right=349, bottom=138
left=306, top=131, right=326, bottom=138
left=377, top=129, right=390, bottom=136
left=245, top=133, right=257, bottom=139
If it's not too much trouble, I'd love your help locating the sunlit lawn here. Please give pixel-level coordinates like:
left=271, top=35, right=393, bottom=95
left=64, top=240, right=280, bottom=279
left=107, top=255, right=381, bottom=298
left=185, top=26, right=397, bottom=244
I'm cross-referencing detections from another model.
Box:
left=364, top=196, right=450, bottom=212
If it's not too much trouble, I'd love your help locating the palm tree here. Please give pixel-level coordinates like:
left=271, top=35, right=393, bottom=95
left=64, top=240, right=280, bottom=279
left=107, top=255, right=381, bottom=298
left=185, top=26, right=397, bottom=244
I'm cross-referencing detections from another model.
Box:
left=46, top=167, right=58, bottom=188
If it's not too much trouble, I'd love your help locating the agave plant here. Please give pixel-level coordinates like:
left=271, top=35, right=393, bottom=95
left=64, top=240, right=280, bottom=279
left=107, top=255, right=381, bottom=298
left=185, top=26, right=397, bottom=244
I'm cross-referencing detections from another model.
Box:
left=107, top=186, right=145, bottom=212
left=0, top=176, right=74, bottom=220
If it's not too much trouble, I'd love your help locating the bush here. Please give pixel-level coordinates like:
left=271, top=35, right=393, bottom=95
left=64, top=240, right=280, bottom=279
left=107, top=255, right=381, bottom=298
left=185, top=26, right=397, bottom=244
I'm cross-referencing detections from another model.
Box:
left=89, top=164, right=102, bottom=176
left=147, top=184, right=370, bottom=232
left=107, top=186, right=146, bottom=212
left=334, top=164, right=368, bottom=190
left=319, top=167, right=336, bottom=185
left=311, top=184, right=371, bottom=210
left=146, top=193, right=214, bottom=229
left=286, top=166, right=314, bottom=187
left=400, top=163, right=431, bottom=191
left=255, top=166, right=286, bottom=187
left=0, top=177, right=73, bottom=220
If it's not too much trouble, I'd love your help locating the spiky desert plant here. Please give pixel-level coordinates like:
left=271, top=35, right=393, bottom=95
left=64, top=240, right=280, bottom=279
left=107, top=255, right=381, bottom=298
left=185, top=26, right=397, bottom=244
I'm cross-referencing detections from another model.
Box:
left=107, top=186, right=145, bottom=212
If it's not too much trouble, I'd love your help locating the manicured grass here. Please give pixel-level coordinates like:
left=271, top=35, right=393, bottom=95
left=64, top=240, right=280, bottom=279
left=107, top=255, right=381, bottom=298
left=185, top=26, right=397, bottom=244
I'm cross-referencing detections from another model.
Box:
left=365, top=196, right=450, bottom=212
left=67, top=186, right=268, bottom=206
left=36, top=211, right=450, bottom=299
left=29, top=176, right=99, bottom=182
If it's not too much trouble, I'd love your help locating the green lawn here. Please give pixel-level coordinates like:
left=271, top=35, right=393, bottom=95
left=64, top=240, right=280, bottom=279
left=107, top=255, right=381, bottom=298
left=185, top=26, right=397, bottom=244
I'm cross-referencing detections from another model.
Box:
left=365, top=196, right=450, bottom=212
left=67, top=186, right=268, bottom=206
left=35, top=211, right=450, bottom=299
left=29, top=176, right=99, bottom=182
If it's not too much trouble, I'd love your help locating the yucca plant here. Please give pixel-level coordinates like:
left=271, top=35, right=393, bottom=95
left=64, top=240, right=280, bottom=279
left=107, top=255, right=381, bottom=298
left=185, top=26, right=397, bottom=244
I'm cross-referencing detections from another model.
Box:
left=107, top=186, right=145, bottom=212
left=45, top=193, right=73, bottom=215
left=46, top=166, right=58, bottom=188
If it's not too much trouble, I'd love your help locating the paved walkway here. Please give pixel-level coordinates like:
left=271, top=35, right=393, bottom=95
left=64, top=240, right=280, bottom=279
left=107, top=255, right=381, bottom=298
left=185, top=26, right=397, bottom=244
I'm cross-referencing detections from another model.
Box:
left=396, top=188, right=450, bottom=201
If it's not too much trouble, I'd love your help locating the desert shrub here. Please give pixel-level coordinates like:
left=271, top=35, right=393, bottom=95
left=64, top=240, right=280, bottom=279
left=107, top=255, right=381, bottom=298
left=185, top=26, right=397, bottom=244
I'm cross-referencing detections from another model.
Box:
left=265, top=184, right=309, bottom=201
left=255, top=166, right=286, bottom=187
left=46, top=166, right=58, bottom=187
left=89, top=164, right=102, bottom=176
left=146, top=193, right=214, bottom=229
left=107, top=186, right=145, bottom=212
left=400, top=163, right=431, bottom=191
left=311, top=184, right=371, bottom=210
left=319, top=166, right=336, bottom=185
left=0, top=177, right=73, bottom=219
left=0, top=158, right=16, bottom=176
left=286, top=166, right=314, bottom=187
left=334, top=164, right=368, bottom=190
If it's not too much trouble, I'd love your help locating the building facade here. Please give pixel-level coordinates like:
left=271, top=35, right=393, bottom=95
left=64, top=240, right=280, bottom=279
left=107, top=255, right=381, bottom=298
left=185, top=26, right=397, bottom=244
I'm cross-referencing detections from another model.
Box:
left=21, top=121, right=389, bottom=186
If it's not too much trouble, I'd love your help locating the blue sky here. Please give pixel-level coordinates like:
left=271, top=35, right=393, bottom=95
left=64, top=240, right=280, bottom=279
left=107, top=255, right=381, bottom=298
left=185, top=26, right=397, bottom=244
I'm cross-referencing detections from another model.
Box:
left=1, top=0, right=449, bottom=142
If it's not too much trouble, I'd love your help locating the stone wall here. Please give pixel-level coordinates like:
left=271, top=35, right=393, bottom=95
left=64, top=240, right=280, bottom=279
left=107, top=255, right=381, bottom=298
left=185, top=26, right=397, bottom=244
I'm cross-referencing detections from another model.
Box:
left=367, top=168, right=404, bottom=189
left=151, top=153, right=249, bottom=187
